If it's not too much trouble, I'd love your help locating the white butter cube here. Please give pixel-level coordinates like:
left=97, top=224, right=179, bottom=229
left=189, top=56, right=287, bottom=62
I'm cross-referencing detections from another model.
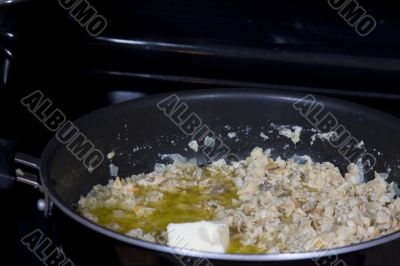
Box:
left=167, top=220, right=230, bottom=253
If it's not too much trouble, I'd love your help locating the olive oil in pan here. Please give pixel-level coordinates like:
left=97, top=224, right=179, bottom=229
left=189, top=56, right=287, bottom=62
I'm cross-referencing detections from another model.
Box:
left=85, top=175, right=264, bottom=253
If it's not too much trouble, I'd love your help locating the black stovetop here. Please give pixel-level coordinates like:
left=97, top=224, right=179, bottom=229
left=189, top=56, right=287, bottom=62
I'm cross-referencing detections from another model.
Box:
left=1, top=1, right=400, bottom=265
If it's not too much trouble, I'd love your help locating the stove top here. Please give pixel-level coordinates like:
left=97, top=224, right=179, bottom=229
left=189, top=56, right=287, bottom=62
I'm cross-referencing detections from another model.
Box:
left=1, top=1, right=400, bottom=265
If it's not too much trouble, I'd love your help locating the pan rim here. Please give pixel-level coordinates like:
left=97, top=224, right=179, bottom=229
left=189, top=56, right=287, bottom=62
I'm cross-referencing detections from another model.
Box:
left=40, top=88, right=400, bottom=261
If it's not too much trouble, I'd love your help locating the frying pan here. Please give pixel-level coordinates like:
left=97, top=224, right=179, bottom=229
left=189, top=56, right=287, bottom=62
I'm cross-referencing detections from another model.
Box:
left=1, top=89, right=400, bottom=266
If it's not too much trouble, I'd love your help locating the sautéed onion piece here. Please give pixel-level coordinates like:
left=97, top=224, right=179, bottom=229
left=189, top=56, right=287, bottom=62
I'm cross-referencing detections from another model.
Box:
left=78, top=147, right=400, bottom=254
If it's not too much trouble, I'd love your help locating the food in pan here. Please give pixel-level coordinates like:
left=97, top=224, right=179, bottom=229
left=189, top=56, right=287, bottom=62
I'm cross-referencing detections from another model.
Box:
left=78, top=147, right=400, bottom=254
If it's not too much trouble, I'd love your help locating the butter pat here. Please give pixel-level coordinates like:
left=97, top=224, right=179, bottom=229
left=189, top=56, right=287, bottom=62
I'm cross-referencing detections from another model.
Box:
left=167, top=220, right=229, bottom=252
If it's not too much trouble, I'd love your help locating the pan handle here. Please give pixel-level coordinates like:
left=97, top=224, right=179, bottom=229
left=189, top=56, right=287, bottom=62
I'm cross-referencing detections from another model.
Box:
left=0, top=139, right=51, bottom=215
left=0, top=139, right=41, bottom=188
left=15, top=152, right=40, bottom=170
left=0, top=139, right=17, bottom=189
left=14, top=153, right=52, bottom=216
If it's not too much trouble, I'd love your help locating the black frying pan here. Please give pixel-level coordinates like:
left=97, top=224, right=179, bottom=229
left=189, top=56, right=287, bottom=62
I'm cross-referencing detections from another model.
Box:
left=1, top=89, right=400, bottom=266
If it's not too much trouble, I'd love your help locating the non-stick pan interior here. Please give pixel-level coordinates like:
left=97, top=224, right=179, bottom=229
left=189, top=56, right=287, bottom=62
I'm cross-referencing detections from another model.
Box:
left=41, top=89, right=400, bottom=210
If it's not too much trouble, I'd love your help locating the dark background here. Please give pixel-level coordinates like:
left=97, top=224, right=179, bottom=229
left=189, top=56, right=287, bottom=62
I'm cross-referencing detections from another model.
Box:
left=1, top=0, right=400, bottom=265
